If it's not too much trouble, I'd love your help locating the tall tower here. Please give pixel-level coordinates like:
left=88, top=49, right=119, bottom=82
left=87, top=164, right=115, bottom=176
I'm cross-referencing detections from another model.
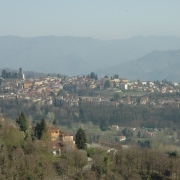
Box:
left=19, top=68, right=25, bottom=79
left=19, top=68, right=23, bottom=76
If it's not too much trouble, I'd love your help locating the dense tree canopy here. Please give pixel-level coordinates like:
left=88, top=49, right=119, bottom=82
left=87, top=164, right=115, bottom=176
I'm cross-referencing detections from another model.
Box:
left=112, top=74, right=119, bottom=79
left=88, top=72, right=98, bottom=80
left=1, top=69, right=18, bottom=79
left=0, top=94, right=180, bottom=130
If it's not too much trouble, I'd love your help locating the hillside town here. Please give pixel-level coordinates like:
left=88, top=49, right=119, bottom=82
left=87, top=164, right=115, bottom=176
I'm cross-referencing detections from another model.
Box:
left=0, top=68, right=180, bottom=108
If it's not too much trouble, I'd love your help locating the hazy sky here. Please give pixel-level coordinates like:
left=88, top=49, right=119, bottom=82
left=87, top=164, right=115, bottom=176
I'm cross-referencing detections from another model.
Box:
left=0, top=0, right=180, bottom=39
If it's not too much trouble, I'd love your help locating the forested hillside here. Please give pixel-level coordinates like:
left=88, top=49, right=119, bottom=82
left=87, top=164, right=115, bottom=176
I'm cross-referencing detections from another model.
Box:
left=0, top=98, right=179, bottom=129
left=0, top=117, right=179, bottom=179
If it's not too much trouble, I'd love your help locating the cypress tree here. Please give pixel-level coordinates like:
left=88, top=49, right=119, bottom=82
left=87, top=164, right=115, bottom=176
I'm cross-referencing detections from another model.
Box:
left=100, top=118, right=108, bottom=131
left=34, top=119, right=48, bottom=140
left=75, top=128, right=87, bottom=149
left=16, top=112, right=28, bottom=133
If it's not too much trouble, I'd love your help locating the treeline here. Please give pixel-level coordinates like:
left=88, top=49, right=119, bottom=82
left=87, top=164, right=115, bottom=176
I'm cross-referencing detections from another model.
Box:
left=1, top=69, right=19, bottom=79
left=79, top=102, right=180, bottom=128
left=87, top=72, right=98, bottom=80
left=0, top=99, right=78, bottom=125
left=0, top=98, right=180, bottom=129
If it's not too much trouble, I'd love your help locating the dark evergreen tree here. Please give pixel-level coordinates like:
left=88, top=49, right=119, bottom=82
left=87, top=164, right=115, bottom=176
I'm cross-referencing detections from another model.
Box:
left=1, top=69, right=8, bottom=78
left=16, top=112, right=28, bottom=133
left=122, top=128, right=133, bottom=138
left=34, top=119, right=47, bottom=139
left=75, top=128, right=87, bottom=149
left=100, top=118, right=108, bottom=131
left=104, top=80, right=111, bottom=88
left=113, top=74, right=119, bottom=79
left=89, top=72, right=98, bottom=80
left=138, top=140, right=151, bottom=148
left=79, top=107, right=84, bottom=121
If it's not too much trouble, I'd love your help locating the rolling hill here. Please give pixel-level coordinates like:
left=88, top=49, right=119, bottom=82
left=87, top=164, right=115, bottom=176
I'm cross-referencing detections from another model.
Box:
left=97, top=49, right=180, bottom=81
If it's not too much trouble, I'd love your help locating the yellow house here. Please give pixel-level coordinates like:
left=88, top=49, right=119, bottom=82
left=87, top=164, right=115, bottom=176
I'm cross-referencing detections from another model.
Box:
left=23, top=81, right=33, bottom=89
left=60, top=133, right=74, bottom=142
left=49, top=127, right=75, bottom=144
left=49, top=128, right=61, bottom=141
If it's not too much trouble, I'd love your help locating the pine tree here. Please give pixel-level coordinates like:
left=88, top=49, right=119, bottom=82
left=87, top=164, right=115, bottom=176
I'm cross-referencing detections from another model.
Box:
left=16, top=112, right=28, bottom=133
left=75, top=128, right=87, bottom=149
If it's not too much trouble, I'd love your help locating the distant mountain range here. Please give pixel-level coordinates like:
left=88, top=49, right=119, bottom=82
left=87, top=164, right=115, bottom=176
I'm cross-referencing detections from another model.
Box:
left=98, top=49, right=180, bottom=81
left=0, top=35, right=180, bottom=80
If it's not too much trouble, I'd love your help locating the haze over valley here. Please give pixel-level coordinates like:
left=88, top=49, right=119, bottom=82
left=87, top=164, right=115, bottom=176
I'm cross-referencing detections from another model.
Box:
left=1, top=35, right=180, bottom=81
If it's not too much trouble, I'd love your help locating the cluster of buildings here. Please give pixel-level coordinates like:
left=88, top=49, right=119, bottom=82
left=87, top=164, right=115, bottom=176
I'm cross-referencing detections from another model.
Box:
left=49, top=127, right=75, bottom=156
left=0, top=68, right=180, bottom=108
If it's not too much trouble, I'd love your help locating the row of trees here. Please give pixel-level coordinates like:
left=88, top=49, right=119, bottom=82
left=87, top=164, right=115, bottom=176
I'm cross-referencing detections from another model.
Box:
left=87, top=72, right=98, bottom=80
left=1, top=69, right=19, bottom=79
left=15, top=112, right=50, bottom=141
left=0, top=98, right=180, bottom=130
left=79, top=102, right=180, bottom=128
